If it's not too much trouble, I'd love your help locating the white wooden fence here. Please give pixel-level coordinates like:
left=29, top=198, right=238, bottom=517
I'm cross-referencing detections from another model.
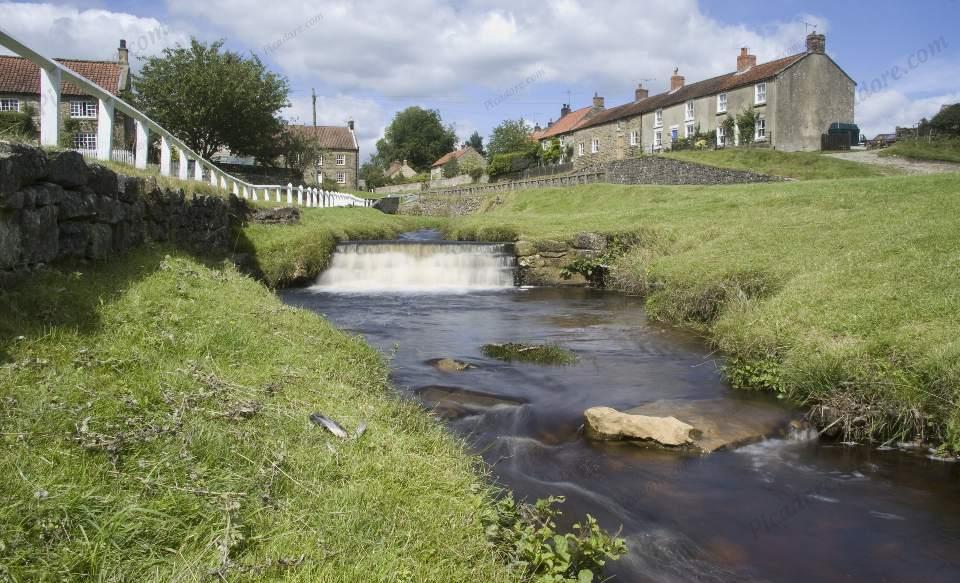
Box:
left=0, top=26, right=375, bottom=210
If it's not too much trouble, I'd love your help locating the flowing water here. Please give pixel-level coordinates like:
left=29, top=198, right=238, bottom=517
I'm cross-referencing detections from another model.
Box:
left=282, top=231, right=960, bottom=582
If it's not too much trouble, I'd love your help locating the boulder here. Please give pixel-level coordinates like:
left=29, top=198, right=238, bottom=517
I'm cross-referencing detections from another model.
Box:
left=535, top=239, right=569, bottom=253
left=250, top=206, right=301, bottom=225
left=21, top=183, right=66, bottom=207
left=625, top=399, right=795, bottom=453
left=584, top=407, right=695, bottom=446
left=514, top=240, right=537, bottom=257
left=18, top=206, right=58, bottom=264
left=416, top=385, right=527, bottom=419
left=117, top=175, right=144, bottom=203
left=87, top=165, right=119, bottom=198
left=47, top=151, right=89, bottom=189
left=58, top=189, right=99, bottom=220
left=428, top=358, right=476, bottom=372
left=574, top=232, right=608, bottom=251
left=0, top=141, right=48, bottom=198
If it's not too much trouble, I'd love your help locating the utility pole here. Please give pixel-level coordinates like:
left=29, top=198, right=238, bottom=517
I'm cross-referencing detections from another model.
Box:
left=312, top=88, right=317, bottom=127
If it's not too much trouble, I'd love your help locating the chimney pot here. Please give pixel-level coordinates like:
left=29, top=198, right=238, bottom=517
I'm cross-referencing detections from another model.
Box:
left=347, top=119, right=355, bottom=130
left=592, top=93, right=605, bottom=109
left=806, top=32, right=826, bottom=54
left=736, top=48, right=757, bottom=73
left=670, top=69, right=685, bottom=92
left=560, top=103, right=572, bottom=118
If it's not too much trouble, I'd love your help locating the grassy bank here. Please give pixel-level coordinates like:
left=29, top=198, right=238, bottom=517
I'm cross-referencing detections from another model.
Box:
left=0, top=247, right=512, bottom=581
left=664, top=149, right=901, bottom=180
left=879, top=138, right=960, bottom=163
left=445, top=175, right=960, bottom=448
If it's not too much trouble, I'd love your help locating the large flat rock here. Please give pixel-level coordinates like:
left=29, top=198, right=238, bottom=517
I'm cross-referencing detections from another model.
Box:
left=584, top=407, right=695, bottom=446
left=626, top=399, right=794, bottom=453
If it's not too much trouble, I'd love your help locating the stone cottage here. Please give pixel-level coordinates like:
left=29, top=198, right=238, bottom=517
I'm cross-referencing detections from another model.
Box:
left=385, top=159, right=417, bottom=180
left=0, top=40, right=133, bottom=151
left=539, top=33, right=854, bottom=169
left=288, top=121, right=360, bottom=189
left=430, top=145, right=486, bottom=180
left=530, top=100, right=602, bottom=163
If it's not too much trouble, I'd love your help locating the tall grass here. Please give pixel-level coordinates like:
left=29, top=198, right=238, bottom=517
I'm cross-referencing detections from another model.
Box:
left=879, top=138, right=960, bottom=164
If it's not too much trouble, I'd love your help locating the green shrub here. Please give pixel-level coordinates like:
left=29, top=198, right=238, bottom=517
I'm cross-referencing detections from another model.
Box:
left=0, top=107, right=37, bottom=139
left=488, top=152, right=536, bottom=180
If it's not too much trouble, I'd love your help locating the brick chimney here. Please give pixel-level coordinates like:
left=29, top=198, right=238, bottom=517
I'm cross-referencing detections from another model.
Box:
left=592, top=93, right=605, bottom=109
left=670, top=68, right=685, bottom=92
left=737, top=48, right=757, bottom=73
left=347, top=119, right=354, bottom=131
left=560, top=103, right=571, bottom=118
left=635, top=83, right=649, bottom=101
left=806, top=32, right=826, bottom=54
left=118, top=39, right=128, bottom=65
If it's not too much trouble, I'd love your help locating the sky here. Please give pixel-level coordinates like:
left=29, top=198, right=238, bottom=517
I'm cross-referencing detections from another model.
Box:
left=1, top=0, right=958, bottom=161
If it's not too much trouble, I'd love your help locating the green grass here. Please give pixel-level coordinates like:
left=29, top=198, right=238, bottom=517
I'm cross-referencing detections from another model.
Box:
left=445, top=175, right=960, bottom=448
left=664, top=149, right=902, bottom=180
left=0, top=247, right=513, bottom=582
left=481, top=343, right=577, bottom=365
left=239, top=208, right=431, bottom=287
left=879, top=138, right=960, bottom=163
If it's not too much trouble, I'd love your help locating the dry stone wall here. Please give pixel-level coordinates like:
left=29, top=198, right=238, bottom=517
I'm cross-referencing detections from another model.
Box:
left=1, top=141, right=247, bottom=273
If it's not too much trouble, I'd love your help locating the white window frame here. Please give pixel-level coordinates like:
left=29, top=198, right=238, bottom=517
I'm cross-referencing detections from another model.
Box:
left=542, top=141, right=549, bottom=151
left=685, top=101, right=695, bottom=121
left=578, top=142, right=585, bottom=156
left=335, top=171, right=347, bottom=184
left=0, top=98, right=20, bottom=112
left=590, top=138, right=600, bottom=154
left=755, top=82, right=767, bottom=105
left=318, top=172, right=324, bottom=184
left=685, top=123, right=695, bottom=139
left=654, top=109, right=663, bottom=128
left=654, top=130, right=663, bottom=149
left=70, top=100, right=97, bottom=119
left=629, top=129, right=639, bottom=146
left=755, top=117, right=767, bottom=141
left=335, top=153, right=346, bottom=166
left=717, top=126, right=726, bottom=147
left=670, top=125, right=679, bottom=143
left=73, top=132, right=96, bottom=150
left=317, top=155, right=324, bottom=166
left=717, top=93, right=727, bottom=113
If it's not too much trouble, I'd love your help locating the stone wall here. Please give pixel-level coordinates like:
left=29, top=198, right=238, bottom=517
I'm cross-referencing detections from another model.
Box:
left=606, top=156, right=783, bottom=185
left=374, top=182, right=426, bottom=196
left=1, top=141, right=246, bottom=272
left=428, top=173, right=489, bottom=189
left=514, top=234, right=609, bottom=287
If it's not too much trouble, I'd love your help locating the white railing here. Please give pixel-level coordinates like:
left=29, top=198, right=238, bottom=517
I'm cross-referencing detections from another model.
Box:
left=0, top=26, right=376, bottom=210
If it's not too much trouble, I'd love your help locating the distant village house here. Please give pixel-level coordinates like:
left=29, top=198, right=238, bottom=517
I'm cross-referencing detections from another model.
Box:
left=286, top=121, right=360, bottom=189
left=430, top=145, right=486, bottom=180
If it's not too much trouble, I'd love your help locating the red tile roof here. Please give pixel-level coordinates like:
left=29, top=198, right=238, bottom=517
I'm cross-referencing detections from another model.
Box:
left=431, top=146, right=480, bottom=168
left=532, top=106, right=595, bottom=140
left=0, top=55, right=123, bottom=96
left=576, top=53, right=808, bottom=131
left=288, top=125, right=358, bottom=151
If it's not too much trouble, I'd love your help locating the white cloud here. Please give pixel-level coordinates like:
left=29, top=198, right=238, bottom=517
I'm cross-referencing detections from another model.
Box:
left=0, top=2, right=189, bottom=65
left=858, top=90, right=960, bottom=138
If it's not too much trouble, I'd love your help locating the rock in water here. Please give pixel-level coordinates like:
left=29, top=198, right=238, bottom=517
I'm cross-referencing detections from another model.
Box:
left=428, top=358, right=476, bottom=372
left=416, top=385, right=527, bottom=419
left=584, top=407, right=695, bottom=446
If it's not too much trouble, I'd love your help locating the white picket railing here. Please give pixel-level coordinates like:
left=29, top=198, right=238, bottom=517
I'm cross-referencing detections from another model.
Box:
left=0, top=26, right=375, bottom=210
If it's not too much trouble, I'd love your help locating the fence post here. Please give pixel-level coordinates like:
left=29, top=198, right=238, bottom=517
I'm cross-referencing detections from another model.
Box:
left=134, top=120, right=149, bottom=170
left=160, top=137, right=172, bottom=176
left=209, top=167, right=218, bottom=188
left=297, top=185, right=304, bottom=206
left=176, top=147, right=189, bottom=180
left=287, top=183, right=293, bottom=204
left=39, top=66, right=61, bottom=147
left=275, top=188, right=281, bottom=203
left=221, top=175, right=228, bottom=191
left=242, top=185, right=249, bottom=199
left=96, top=97, right=114, bottom=161
left=231, top=181, right=238, bottom=197
left=194, top=158, right=203, bottom=181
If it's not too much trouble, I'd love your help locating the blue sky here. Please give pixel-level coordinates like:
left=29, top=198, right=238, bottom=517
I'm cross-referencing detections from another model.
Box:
left=1, top=0, right=957, bottom=159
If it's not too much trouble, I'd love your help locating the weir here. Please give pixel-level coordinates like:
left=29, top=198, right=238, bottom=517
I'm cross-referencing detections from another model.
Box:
left=312, top=241, right=517, bottom=292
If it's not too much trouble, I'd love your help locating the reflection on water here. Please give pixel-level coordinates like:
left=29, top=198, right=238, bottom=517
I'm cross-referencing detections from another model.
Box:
left=282, top=284, right=960, bottom=583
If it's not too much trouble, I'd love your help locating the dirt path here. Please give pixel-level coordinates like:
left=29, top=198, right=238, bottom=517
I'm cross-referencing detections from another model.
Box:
left=826, top=149, right=960, bottom=175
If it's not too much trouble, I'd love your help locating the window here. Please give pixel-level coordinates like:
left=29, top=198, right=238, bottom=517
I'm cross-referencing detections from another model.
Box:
left=591, top=138, right=600, bottom=153
left=670, top=127, right=678, bottom=143
left=317, top=155, right=324, bottom=166
left=717, top=93, right=727, bottom=113
left=629, top=130, right=639, bottom=146
left=73, top=132, right=96, bottom=150
left=654, top=109, right=663, bottom=127
left=755, top=82, right=766, bottom=105
left=685, top=123, right=695, bottom=139
left=542, top=141, right=549, bottom=151
left=70, top=100, right=97, bottom=119
left=654, top=130, right=663, bottom=149
left=578, top=142, right=585, bottom=156
left=685, top=101, right=695, bottom=121
left=0, top=98, right=19, bottom=112
left=755, top=117, right=767, bottom=140
left=335, top=154, right=346, bottom=166
left=336, top=172, right=346, bottom=184
left=717, top=126, right=726, bottom=147
left=318, top=172, right=324, bottom=184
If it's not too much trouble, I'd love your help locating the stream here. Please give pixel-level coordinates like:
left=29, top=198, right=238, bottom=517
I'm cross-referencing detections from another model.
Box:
left=281, top=231, right=960, bottom=582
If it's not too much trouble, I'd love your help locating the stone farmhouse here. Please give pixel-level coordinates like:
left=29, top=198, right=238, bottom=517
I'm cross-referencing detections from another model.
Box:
left=430, top=145, right=486, bottom=180
left=385, top=159, right=417, bottom=180
left=0, top=40, right=133, bottom=151
left=288, top=121, right=360, bottom=189
left=537, top=33, right=854, bottom=169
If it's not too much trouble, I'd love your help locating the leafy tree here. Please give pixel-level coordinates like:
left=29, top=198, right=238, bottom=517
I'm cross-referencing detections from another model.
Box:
left=931, top=104, right=960, bottom=135
left=458, top=155, right=486, bottom=182
left=359, top=162, right=388, bottom=190
left=542, top=137, right=564, bottom=163
left=134, top=39, right=290, bottom=161
left=735, top=107, right=758, bottom=145
left=279, top=128, right=324, bottom=179
left=442, top=157, right=460, bottom=178
left=373, top=107, right=456, bottom=171
left=487, top=118, right=535, bottom=159
left=466, top=130, right=485, bottom=156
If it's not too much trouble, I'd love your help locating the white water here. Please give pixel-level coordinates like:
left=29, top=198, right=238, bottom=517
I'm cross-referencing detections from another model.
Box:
left=311, top=241, right=517, bottom=293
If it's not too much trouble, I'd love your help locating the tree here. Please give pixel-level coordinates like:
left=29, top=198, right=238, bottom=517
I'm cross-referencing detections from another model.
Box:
left=466, top=131, right=485, bottom=156
left=279, top=128, right=324, bottom=179
left=487, top=118, right=535, bottom=159
left=134, top=39, right=290, bottom=161
left=372, top=107, right=456, bottom=171
left=931, top=104, right=960, bottom=136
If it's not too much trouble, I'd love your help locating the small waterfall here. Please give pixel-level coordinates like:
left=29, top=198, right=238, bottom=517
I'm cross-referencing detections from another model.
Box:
left=312, top=241, right=517, bottom=292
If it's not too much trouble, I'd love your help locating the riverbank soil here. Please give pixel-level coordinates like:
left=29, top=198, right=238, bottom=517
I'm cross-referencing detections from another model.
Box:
left=443, top=173, right=960, bottom=450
